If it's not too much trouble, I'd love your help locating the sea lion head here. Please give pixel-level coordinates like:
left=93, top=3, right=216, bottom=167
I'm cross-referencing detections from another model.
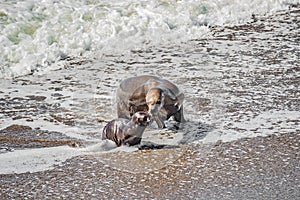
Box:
left=131, top=111, right=152, bottom=126
left=146, top=88, right=165, bottom=115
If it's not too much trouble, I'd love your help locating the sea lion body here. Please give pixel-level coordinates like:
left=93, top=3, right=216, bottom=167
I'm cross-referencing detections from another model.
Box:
left=116, top=75, right=185, bottom=128
left=102, top=112, right=151, bottom=146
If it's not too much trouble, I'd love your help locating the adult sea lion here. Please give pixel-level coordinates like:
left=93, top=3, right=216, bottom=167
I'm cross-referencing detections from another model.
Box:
left=116, top=75, right=185, bottom=128
left=102, top=111, right=151, bottom=146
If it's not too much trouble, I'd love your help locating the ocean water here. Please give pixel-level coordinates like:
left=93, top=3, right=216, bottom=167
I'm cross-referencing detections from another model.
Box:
left=0, top=1, right=299, bottom=174
left=0, top=0, right=298, bottom=79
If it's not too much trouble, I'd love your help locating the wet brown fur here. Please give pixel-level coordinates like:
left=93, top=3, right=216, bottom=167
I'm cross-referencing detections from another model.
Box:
left=116, top=75, right=185, bottom=128
left=102, top=112, right=151, bottom=146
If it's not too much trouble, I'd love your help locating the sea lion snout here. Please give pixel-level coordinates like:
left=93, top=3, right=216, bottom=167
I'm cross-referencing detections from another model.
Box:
left=146, top=88, right=165, bottom=114
left=133, top=111, right=152, bottom=126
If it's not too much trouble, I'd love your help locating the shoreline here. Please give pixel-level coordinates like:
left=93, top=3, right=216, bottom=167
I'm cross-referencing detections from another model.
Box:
left=0, top=5, right=299, bottom=199
left=0, top=132, right=299, bottom=199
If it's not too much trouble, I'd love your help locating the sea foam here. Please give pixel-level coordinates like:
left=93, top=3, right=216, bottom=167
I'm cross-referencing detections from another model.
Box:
left=0, top=0, right=297, bottom=78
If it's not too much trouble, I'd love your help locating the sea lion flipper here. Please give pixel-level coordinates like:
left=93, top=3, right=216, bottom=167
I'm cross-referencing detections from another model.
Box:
left=124, top=136, right=142, bottom=146
left=153, top=115, right=166, bottom=129
left=174, top=105, right=186, bottom=123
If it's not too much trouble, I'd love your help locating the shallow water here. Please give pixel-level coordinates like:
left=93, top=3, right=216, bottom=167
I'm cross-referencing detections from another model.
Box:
left=0, top=3, right=299, bottom=175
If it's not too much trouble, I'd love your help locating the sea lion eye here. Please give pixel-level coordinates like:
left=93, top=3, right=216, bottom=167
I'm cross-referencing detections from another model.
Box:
left=156, top=100, right=161, bottom=105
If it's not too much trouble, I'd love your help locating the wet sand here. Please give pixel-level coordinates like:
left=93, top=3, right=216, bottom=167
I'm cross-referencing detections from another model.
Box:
left=0, top=5, right=299, bottom=199
left=0, top=133, right=299, bottom=199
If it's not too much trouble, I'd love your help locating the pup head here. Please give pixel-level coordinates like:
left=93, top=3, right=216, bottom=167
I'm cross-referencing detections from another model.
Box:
left=132, top=111, right=152, bottom=126
left=146, top=88, right=165, bottom=115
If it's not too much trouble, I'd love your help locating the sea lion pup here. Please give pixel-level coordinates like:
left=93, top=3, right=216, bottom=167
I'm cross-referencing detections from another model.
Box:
left=102, top=112, right=151, bottom=146
left=116, top=75, right=185, bottom=128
